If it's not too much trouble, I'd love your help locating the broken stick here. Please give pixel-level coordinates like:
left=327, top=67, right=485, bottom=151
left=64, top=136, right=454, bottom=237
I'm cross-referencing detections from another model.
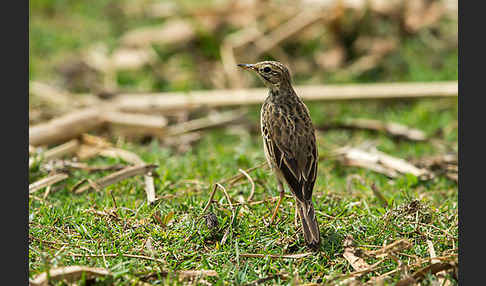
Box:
left=114, top=81, right=458, bottom=113
left=98, top=147, right=157, bottom=204
left=29, top=107, right=106, bottom=146
left=29, top=173, right=69, bottom=194
left=29, top=139, right=80, bottom=168
left=320, top=118, right=427, bottom=141
left=334, top=146, right=429, bottom=178
left=74, top=164, right=157, bottom=194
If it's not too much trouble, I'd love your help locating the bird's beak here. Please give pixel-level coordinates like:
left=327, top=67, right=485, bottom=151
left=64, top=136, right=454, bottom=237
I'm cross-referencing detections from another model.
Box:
left=237, top=63, right=256, bottom=71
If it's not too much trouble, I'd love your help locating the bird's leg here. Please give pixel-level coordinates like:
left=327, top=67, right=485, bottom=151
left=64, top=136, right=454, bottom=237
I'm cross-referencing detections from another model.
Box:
left=294, top=203, right=300, bottom=228
left=270, top=181, right=285, bottom=225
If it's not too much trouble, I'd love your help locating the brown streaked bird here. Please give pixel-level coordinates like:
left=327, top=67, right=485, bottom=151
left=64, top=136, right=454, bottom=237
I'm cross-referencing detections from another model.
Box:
left=238, top=61, right=320, bottom=248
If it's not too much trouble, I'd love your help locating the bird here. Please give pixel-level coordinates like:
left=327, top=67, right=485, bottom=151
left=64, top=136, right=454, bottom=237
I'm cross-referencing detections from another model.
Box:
left=237, top=61, right=320, bottom=248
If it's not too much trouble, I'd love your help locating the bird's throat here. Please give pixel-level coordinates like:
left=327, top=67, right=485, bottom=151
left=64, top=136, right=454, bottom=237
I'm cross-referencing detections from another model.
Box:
left=268, top=82, right=295, bottom=100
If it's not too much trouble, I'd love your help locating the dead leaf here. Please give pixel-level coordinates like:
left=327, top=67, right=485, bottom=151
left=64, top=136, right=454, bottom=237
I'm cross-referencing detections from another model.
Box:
left=343, top=235, right=370, bottom=271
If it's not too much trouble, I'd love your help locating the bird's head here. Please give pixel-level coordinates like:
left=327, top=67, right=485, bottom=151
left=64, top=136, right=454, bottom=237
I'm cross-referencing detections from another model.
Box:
left=237, top=61, right=292, bottom=91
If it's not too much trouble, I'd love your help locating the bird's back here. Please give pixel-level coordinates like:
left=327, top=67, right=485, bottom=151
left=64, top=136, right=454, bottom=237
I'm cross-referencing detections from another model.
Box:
left=260, top=88, right=318, bottom=202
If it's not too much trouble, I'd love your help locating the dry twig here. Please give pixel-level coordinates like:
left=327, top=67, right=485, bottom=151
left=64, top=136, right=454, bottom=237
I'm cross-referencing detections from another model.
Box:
left=113, top=82, right=458, bottom=113
left=138, top=269, right=218, bottom=282
left=370, top=183, right=389, bottom=208
left=427, top=239, right=451, bottom=285
left=240, top=252, right=312, bottom=259
left=218, top=183, right=236, bottom=246
left=321, top=118, right=427, bottom=141
left=252, top=9, right=326, bottom=57
left=74, top=164, right=157, bottom=194
left=103, top=111, right=168, bottom=137
left=28, top=82, right=457, bottom=146
left=98, top=147, right=157, bottom=204
left=239, top=168, right=256, bottom=202
left=120, top=19, right=195, bottom=48
left=29, top=173, right=69, bottom=194
left=244, top=273, right=288, bottom=286
left=202, top=161, right=266, bottom=214
left=29, top=107, right=106, bottom=146
left=366, top=239, right=412, bottom=258
left=70, top=252, right=165, bottom=264
left=29, top=139, right=80, bottom=168
left=164, top=109, right=247, bottom=136
left=30, top=266, right=111, bottom=286
left=29, top=81, right=98, bottom=109
left=334, top=146, right=429, bottom=178
left=202, top=184, right=218, bottom=214
left=395, top=261, right=457, bottom=286
left=43, top=160, right=126, bottom=173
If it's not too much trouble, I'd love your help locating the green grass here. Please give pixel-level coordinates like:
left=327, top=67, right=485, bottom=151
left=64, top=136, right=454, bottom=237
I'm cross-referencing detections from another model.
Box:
left=29, top=98, right=458, bottom=285
left=29, top=0, right=458, bottom=284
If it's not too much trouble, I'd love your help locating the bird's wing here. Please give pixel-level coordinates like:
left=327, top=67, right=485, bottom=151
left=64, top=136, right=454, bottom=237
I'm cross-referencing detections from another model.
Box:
left=262, top=107, right=318, bottom=201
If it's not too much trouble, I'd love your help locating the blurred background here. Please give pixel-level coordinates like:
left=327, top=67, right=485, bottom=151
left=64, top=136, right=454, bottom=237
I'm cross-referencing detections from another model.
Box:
left=29, top=0, right=459, bottom=182
left=30, top=0, right=457, bottom=124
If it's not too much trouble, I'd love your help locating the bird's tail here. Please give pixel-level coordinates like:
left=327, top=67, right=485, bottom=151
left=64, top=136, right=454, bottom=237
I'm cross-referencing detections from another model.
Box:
left=296, top=199, right=320, bottom=249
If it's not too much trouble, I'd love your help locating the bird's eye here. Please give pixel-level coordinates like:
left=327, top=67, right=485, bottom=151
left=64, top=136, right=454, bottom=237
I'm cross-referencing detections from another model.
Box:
left=263, top=66, right=271, bottom=73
